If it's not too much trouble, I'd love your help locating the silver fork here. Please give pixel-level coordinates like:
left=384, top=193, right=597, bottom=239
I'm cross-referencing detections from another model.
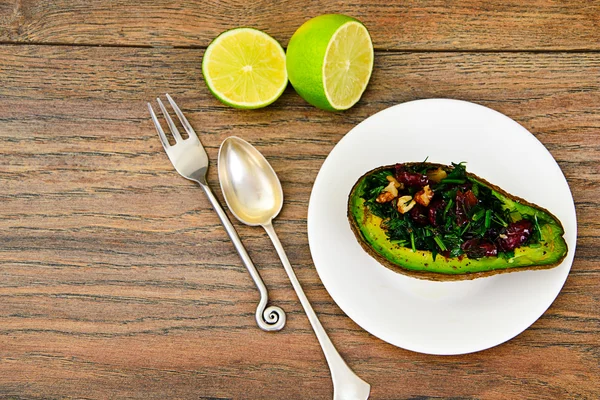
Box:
left=148, top=94, right=285, bottom=331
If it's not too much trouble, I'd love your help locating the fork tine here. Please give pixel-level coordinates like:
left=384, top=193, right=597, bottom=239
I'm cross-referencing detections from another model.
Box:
left=148, top=103, right=170, bottom=149
left=157, top=97, right=184, bottom=142
left=165, top=93, right=199, bottom=141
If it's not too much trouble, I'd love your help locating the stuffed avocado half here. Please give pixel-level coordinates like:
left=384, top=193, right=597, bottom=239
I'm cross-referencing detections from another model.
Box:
left=347, top=162, right=568, bottom=281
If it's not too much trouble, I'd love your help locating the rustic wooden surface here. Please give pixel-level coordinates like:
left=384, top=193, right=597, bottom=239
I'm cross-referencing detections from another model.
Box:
left=0, top=1, right=599, bottom=399
left=1, top=0, right=600, bottom=50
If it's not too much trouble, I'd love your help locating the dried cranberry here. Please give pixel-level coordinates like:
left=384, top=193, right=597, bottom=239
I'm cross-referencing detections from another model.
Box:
left=485, top=228, right=500, bottom=240
left=428, top=199, right=446, bottom=226
left=455, top=190, right=478, bottom=226
left=461, top=238, right=498, bottom=258
left=464, top=190, right=478, bottom=207
left=479, top=241, right=498, bottom=257
left=398, top=171, right=429, bottom=187
left=409, top=204, right=429, bottom=226
left=395, top=164, right=429, bottom=187
left=497, top=220, right=533, bottom=251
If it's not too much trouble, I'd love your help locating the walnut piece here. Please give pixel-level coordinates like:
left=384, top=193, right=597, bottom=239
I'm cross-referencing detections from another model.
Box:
left=397, top=195, right=416, bottom=214
left=426, top=167, right=448, bottom=183
left=414, top=185, right=434, bottom=207
left=376, top=181, right=399, bottom=203
left=376, top=191, right=396, bottom=203
left=386, top=175, right=403, bottom=189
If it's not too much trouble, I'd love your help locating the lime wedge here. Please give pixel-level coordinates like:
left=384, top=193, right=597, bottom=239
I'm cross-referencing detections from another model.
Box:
left=202, top=28, right=288, bottom=109
left=286, top=14, right=374, bottom=111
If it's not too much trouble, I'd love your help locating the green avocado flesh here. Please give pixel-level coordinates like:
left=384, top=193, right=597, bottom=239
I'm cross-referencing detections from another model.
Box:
left=348, top=164, right=568, bottom=277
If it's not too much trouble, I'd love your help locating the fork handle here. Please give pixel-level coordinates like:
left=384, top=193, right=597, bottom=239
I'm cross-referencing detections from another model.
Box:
left=199, top=183, right=286, bottom=332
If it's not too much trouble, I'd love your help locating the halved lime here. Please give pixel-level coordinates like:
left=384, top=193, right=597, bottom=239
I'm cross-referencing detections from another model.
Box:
left=202, top=28, right=288, bottom=109
left=286, top=14, right=374, bottom=111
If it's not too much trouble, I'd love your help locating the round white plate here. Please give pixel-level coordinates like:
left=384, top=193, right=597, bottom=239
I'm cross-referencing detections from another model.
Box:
left=307, top=99, right=577, bottom=355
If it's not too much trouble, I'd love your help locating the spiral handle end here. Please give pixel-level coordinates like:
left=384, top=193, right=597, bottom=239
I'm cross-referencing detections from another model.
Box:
left=256, top=305, right=286, bottom=331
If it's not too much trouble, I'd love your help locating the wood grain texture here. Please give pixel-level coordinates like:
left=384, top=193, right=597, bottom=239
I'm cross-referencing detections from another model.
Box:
left=0, top=44, right=599, bottom=399
left=0, top=0, right=599, bottom=50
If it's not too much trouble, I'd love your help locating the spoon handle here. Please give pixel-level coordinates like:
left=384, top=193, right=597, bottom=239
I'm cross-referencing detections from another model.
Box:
left=263, top=222, right=370, bottom=400
left=199, top=183, right=286, bottom=331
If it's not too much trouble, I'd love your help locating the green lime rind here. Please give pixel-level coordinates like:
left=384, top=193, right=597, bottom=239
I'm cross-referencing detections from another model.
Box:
left=286, top=14, right=373, bottom=111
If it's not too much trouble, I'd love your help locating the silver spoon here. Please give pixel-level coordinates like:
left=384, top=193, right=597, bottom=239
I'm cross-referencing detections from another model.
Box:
left=218, top=136, right=370, bottom=400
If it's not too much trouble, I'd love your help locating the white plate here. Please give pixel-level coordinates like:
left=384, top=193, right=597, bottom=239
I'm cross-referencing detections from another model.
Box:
left=307, top=99, right=577, bottom=355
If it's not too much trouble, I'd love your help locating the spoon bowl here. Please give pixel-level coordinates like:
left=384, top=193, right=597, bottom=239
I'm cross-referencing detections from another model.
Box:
left=218, top=137, right=283, bottom=226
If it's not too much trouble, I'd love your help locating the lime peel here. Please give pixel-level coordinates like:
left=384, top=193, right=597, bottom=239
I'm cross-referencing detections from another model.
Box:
left=286, top=14, right=374, bottom=111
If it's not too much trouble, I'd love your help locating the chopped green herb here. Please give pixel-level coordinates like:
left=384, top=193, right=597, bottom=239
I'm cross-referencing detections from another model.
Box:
left=433, top=235, right=447, bottom=251
left=460, top=221, right=472, bottom=236
left=532, top=214, right=543, bottom=243
left=484, top=209, right=492, bottom=229
left=493, top=212, right=508, bottom=227
left=499, top=251, right=515, bottom=260
left=440, top=178, right=466, bottom=184
left=472, top=208, right=485, bottom=222
left=443, top=199, right=454, bottom=219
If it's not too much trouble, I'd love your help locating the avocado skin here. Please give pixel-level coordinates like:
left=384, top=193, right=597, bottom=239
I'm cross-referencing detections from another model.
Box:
left=348, top=163, right=568, bottom=281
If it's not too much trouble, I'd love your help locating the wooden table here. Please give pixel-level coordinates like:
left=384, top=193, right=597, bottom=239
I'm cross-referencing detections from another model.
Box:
left=1, top=2, right=599, bottom=399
